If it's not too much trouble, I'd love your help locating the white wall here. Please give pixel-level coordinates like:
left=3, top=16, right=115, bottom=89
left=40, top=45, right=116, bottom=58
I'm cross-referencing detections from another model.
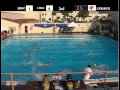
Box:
left=20, top=23, right=54, bottom=34
left=72, top=23, right=94, bottom=32
left=1, top=19, right=19, bottom=34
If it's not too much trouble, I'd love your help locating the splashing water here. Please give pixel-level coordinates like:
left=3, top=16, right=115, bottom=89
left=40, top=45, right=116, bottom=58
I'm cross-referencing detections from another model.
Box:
left=59, top=68, right=72, bottom=79
left=98, top=64, right=109, bottom=69
left=13, top=60, right=36, bottom=66
left=30, top=59, right=45, bottom=80
left=34, top=74, right=44, bottom=81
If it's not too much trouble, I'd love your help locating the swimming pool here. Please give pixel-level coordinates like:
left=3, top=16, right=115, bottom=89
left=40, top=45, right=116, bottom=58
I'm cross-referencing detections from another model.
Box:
left=1, top=35, right=118, bottom=81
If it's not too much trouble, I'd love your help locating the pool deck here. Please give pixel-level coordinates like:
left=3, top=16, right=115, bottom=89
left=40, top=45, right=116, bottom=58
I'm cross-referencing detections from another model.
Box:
left=1, top=80, right=86, bottom=90
left=1, top=78, right=119, bottom=90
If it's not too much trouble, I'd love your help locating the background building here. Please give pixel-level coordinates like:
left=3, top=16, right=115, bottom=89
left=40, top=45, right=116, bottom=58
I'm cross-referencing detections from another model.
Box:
left=1, top=11, right=118, bottom=35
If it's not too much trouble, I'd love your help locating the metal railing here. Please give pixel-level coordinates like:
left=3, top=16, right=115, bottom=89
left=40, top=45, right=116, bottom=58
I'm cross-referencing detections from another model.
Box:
left=1, top=70, right=119, bottom=90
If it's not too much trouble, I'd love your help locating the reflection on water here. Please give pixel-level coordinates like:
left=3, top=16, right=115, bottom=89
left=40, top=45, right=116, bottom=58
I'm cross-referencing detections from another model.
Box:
left=14, top=48, right=21, bottom=51
left=85, top=52, right=101, bottom=56
left=23, top=42, right=41, bottom=46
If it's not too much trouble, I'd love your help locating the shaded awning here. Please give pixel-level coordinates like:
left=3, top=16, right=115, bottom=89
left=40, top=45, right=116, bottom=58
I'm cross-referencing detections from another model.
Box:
left=34, top=24, right=55, bottom=28
left=56, top=24, right=68, bottom=28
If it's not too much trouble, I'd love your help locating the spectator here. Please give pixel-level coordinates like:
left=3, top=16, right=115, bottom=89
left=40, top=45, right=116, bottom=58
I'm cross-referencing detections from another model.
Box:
left=83, top=65, right=93, bottom=80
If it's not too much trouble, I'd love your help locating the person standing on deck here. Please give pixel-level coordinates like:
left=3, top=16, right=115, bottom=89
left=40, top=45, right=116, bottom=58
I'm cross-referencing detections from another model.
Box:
left=83, top=65, right=93, bottom=80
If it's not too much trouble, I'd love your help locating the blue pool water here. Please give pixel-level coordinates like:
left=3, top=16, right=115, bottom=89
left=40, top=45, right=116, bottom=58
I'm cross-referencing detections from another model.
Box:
left=1, top=35, right=118, bottom=81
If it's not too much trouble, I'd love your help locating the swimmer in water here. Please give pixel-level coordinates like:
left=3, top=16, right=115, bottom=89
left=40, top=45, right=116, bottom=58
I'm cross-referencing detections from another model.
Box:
left=39, top=62, right=51, bottom=67
left=24, top=52, right=32, bottom=56
left=34, top=48, right=40, bottom=52
left=93, top=64, right=102, bottom=69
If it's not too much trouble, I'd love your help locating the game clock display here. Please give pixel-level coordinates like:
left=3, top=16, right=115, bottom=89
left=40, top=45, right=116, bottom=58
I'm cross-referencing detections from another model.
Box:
left=75, top=5, right=88, bottom=11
